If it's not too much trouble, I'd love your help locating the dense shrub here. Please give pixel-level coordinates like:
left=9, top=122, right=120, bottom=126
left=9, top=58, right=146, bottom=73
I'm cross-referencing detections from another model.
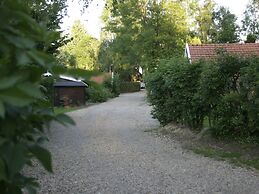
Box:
left=104, top=74, right=121, bottom=97
left=86, top=84, right=113, bottom=102
left=146, top=54, right=259, bottom=138
left=145, top=58, right=205, bottom=128
left=120, top=82, right=141, bottom=93
left=200, top=54, right=259, bottom=137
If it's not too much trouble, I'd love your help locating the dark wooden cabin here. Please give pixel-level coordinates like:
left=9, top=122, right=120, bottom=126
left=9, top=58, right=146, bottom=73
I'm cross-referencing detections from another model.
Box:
left=54, top=77, right=88, bottom=107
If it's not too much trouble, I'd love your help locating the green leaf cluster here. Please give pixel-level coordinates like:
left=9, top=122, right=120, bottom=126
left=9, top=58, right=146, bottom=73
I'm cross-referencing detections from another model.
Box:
left=0, top=1, right=75, bottom=193
left=194, top=0, right=215, bottom=43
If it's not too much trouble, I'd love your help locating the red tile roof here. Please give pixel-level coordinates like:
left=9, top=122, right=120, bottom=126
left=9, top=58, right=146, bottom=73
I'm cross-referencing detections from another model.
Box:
left=188, top=43, right=259, bottom=62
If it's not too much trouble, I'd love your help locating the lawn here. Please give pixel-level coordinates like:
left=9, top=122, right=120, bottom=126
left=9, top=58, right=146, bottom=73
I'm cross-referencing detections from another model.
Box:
left=192, top=147, right=259, bottom=170
left=154, top=123, right=259, bottom=171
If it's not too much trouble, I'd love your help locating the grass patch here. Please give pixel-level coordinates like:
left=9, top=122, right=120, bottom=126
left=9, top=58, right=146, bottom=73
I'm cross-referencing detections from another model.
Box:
left=54, top=107, right=79, bottom=115
left=144, top=128, right=159, bottom=133
left=193, top=147, right=241, bottom=159
left=154, top=123, right=259, bottom=171
left=240, top=159, right=259, bottom=170
left=192, top=147, right=259, bottom=170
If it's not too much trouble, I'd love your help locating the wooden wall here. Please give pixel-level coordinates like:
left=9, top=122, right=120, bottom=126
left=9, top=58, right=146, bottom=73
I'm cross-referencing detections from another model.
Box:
left=54, top=87, right=85, bottom=106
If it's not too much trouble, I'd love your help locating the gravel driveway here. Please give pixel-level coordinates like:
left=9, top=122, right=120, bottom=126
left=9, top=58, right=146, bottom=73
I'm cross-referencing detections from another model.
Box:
left=36, top=91, right=259, bottom=194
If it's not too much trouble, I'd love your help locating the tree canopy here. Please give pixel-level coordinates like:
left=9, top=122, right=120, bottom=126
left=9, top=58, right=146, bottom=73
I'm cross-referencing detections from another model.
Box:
left=210, top=7, right=239, bottom=43
left=98, top=0, right=246, bottom=75
left=243, top=0, right=259, bottom=40
left=195, top=0, right=215, bottom=43
left=59, top=20, right=100, bottom=70
left=100, top=0, right=189, bottom=74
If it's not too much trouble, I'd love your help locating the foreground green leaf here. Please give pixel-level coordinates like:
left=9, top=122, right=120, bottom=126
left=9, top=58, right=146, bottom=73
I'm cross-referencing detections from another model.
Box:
left=55, top=113, right=75, bottom=126
left=30, top=145, right=53, bottom=173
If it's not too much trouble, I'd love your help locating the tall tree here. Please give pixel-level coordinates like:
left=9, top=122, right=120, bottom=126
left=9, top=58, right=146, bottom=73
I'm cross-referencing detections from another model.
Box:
left=141, top=1, right=188, bottom=69
left=242, top=0, right=259, bottom=39
left=101, top=0, right=188, bottom=73
left=180, top=0, right=202, bottom=44
left=210, top=7, right=239, bottom=43
left=195, top=0, right=215, bottom=43
left=28, top=0, right=68, bottom=54
left=59, top=21, right=100, bottom=70
left=29, top=0, right=67, bottom=31
left=182, top=0, right=199, bottom=30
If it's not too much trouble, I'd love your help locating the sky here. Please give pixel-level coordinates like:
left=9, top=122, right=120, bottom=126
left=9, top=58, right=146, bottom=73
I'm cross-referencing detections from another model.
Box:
left=215, top=0, right=249, bottom=20
left=61, top=0, right=250, bottom=39
left=60, top=0, right=105, bottom=39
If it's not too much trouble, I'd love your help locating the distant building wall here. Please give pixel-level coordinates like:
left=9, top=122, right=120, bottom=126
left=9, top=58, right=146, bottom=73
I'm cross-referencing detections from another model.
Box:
left=90, top=73, right=111, bottom=84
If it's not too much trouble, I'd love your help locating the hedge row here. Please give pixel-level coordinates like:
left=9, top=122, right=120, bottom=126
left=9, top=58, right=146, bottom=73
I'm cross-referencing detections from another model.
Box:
left=120, top=82, right=141, bottom=93
left=145, top=54, right=259, bottom=138
left=86, top=74, right=121, bottom=103
left=86, top=84, right=113, bottom=102
left=104, top=74, right=121, bottom=97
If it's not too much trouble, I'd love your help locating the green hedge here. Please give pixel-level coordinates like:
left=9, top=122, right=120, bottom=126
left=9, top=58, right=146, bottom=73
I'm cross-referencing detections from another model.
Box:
left=87, top=74, right=121, bottom=102
left=104, top=74, right=121, bottom=97
left=146, top=54, right=259, bottom=138
left=86, top=84, right=113, bottom=103
left=120, top=82, right=140, bottom=93
left=201, top=54, right=259, bottom=137
left=145, top=58, right=204, bottom=128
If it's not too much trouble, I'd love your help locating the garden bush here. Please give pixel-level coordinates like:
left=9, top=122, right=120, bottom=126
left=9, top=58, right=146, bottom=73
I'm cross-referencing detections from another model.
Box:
left=145, top=58, right=205, bottom=128
left=104, top=74, right=121, bottom=97
left=146, top=54, right=259, bottom=138
left=86, top=84, right=113, bottom=102
left=120, top=82, right=140, bottom=93
left=200, top=53, right=259, bottom=137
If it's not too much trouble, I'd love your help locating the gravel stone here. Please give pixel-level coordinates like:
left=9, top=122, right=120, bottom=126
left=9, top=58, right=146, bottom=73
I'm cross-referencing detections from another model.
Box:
left=34, top=91, right=259, bottom=194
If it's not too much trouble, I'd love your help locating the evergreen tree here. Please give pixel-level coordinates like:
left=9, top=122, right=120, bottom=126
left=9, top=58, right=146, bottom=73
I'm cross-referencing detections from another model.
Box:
left=210, top=7, right=239, bottom=43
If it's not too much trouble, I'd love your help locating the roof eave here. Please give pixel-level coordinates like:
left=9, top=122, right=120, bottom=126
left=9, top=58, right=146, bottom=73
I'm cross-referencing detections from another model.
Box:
left=185, top=43, right=192, bottom=63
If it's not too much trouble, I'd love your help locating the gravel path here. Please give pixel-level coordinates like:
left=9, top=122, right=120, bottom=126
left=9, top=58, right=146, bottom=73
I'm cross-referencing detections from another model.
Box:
left=36, top=91, right=259, bottom=194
